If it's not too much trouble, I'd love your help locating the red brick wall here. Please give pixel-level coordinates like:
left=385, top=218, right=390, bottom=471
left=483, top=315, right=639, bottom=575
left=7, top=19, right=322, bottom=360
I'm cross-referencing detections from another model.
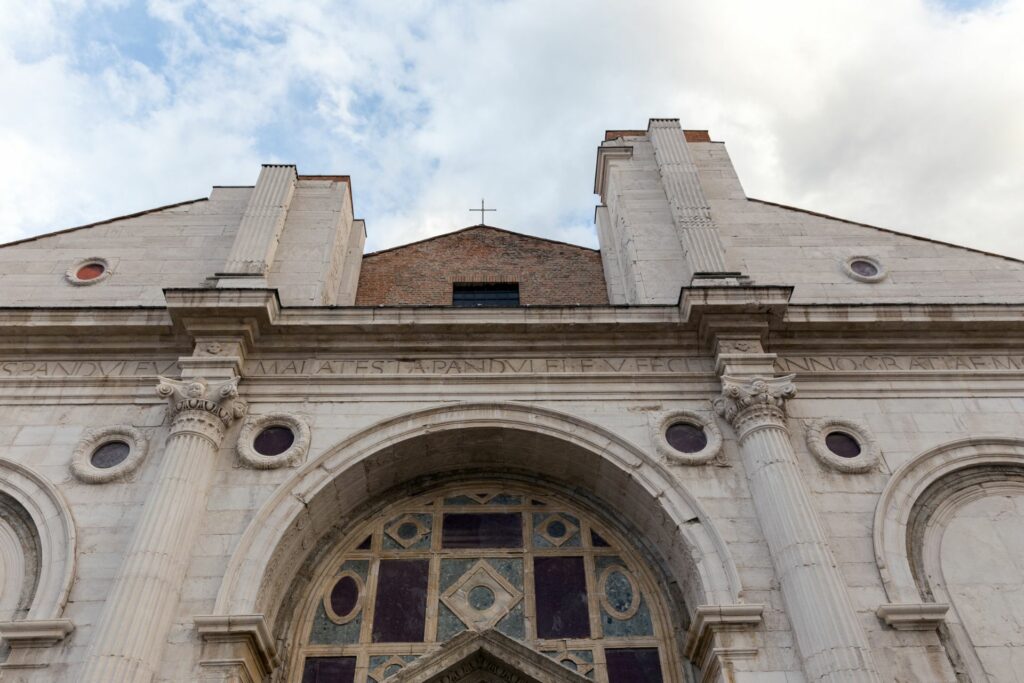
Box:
left=355, top=227, right=609, bottom=306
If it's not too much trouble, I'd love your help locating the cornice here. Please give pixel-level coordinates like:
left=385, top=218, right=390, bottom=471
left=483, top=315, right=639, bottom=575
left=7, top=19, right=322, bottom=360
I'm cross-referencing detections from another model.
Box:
left=593, top=144, right=633, bottom=198
left=0, top=298, right=1021, bottom=350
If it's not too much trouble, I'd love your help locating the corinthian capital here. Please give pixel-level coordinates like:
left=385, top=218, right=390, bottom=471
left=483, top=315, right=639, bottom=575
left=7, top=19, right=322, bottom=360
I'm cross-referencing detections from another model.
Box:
left=156, top=376, right=248, bottom=426
left=713, top=375, right=797, bottom=435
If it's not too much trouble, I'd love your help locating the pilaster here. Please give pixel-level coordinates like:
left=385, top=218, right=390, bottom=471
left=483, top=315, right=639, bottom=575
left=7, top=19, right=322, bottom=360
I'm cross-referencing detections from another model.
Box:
left=217, top=164, right=297, bottom=285
left=648, top=118, right=728, bottom=276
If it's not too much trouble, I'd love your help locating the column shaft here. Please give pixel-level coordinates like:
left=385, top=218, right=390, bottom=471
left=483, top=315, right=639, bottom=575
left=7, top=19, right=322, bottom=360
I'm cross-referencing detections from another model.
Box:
left=80, top=378, right=244, bottom=683
left=717, top=376, right=879, bottom=683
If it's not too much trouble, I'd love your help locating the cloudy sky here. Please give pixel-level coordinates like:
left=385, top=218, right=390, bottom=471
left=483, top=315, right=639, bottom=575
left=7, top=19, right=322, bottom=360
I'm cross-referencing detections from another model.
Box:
left=1, top=0, right=1021, bottom=257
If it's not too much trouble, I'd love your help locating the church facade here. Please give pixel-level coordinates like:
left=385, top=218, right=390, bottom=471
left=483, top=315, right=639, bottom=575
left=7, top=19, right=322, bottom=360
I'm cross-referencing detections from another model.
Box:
left=0, top=118, right=1021, bottom=682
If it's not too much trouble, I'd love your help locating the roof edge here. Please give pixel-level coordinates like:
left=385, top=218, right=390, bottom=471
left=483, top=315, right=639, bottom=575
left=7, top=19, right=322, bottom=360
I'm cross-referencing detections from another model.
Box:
left=0, top=198, right=208, bottom=250
left=362, top=224, right=599, bottom=258
left=748, top=198, right=1024, bottom=265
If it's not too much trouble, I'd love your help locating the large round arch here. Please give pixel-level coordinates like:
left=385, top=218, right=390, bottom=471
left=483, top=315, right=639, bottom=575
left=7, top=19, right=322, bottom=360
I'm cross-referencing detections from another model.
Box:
left=216, top=403, right=742, bottom=636
left=874, top=437, right=1024, bottom=681
left=0, top=457, right=77, bottom=622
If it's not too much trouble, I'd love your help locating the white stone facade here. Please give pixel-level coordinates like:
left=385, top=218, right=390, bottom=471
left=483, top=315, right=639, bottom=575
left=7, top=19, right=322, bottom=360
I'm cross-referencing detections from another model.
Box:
left=0, top=121, right=1020, bottom=682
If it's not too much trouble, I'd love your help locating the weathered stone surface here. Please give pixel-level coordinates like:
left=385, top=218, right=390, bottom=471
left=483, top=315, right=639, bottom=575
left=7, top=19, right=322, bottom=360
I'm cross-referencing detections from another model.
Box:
left=0, top=121, right=1020, bottom=682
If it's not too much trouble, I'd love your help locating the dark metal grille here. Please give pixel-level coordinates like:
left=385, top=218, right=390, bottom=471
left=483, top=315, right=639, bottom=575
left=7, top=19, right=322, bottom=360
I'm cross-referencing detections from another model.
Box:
left=452, top=283, right=520, bottom=307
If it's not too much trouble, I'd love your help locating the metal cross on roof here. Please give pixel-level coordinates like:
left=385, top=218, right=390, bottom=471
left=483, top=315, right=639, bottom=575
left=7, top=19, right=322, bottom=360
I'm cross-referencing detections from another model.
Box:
left=469, top=199, right=496, bottom=225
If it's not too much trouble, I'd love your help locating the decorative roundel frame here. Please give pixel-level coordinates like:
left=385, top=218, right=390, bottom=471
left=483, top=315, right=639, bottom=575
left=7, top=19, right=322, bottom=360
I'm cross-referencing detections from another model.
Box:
left=841, top=255, right=886, bottom=283
left=322, top=569, right=365, bottom=625
left=65, top=257, right=112, bottom=286
left=652, top=409, right=723, bottom=465
left=236, top=413, right=311, bottom=469
left=70, top=425, right=149, bottom=483
left=597, top=564, right=641, bottom=620
left=805, top=418, right=880, bottom=473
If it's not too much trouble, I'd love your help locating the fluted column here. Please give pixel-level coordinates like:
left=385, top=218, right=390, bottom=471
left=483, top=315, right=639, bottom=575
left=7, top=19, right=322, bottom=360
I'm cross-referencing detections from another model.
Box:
left=80, top=377, right=246, bottom=683
left=714, top=376, right=879, bottom=683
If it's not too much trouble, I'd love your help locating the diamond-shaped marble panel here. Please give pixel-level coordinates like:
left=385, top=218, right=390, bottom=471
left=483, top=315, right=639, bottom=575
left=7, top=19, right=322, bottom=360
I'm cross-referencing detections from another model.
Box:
left=536, top=513, right=579, bottom=547
left=385, top=514, right=429, bottom=549
left=441, top=560, right=523, bottom=631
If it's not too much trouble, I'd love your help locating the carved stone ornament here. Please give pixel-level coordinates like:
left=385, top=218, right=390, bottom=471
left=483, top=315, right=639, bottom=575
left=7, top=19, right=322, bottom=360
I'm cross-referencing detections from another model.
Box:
left=64, top=257, right=111, bottom=286
left=157, top=377, right=247, bottom=440
left=236, top=412, right=310, bottom=469
left=70, top=425, right=149, bottom=484
left=805, top=417, right=881, bottom=473
left=713, top=375, right=797, bottom=438
left=653, top=408, right=723, bottom=465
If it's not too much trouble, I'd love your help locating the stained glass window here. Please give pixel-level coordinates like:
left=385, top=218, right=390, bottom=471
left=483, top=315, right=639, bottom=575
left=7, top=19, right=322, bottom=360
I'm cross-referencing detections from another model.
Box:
left=291, top=484, right=676, bottom=681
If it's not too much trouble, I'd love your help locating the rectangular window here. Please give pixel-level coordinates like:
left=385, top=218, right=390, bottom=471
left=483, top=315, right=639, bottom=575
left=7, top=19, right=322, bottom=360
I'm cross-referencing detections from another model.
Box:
left=441, top=513, right=523, bottom=548
left=372, top=559, right=429, bottom=642
left=452, top=283, right=520, bottom=307
left=533, top=556, right=590, bottom=639
left=302, top=656, right=357, bottom=683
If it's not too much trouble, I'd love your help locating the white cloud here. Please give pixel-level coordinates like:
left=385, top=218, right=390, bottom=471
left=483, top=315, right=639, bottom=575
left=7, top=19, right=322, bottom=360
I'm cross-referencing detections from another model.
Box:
left=0, top=0, right=1022, bottom=260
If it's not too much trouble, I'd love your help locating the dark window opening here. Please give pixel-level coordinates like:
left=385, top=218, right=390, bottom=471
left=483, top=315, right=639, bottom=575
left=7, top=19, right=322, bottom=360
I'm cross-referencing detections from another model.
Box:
left=452, top=282, right=520, bottom=307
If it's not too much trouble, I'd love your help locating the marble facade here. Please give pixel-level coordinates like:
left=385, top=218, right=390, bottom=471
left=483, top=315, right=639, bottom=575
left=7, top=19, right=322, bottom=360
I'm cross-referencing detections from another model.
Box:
left=0, top=119, right=1021, bottom=681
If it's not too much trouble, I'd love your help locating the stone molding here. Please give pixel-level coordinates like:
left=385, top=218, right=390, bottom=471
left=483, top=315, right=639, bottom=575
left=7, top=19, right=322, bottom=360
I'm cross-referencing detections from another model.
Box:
left=236, top=412, right=310, bottom=469
left=0, top=618, right=75, bottom=670
left=64, top=257, right=111, bottom=286
left=652, top=409, right=723, bottom=465
left=713, top=375, right=797, bottom=438
left=389, top=629, right=589, bottom=682
left=841, top=255, right=887, bottom=283
left=0, top=459, right=76, bottom=623
left=875, top=603, right=949, bottom=630
left=213, top=402, right=742, bottom=627
left=873, top=437, right=1024, bottom=605
left=195, top=614, right=279, bottom=681
left=683, top=604, right=763, bottom=683
left=0, top=618, right=74, bottom=648
left=804, top=417, right=880, bottom=473
left=70, top=424, right=149, bottom=483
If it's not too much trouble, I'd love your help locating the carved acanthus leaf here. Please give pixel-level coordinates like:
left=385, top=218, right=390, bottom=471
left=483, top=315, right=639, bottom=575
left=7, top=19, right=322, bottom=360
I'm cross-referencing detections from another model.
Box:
left=713, top=375, right=797, bottom=432
left=156, top=376, right=247, bottom=425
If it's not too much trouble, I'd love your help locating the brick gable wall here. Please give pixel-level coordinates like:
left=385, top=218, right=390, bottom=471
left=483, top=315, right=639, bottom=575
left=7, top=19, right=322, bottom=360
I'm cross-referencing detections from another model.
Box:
left=354, top=227, right=609, bottom=306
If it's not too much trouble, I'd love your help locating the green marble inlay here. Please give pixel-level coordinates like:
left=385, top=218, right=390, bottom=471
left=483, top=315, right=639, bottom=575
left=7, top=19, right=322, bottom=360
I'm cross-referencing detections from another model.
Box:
left=309, top=559, right=370, bottom=644
left=542, top=650, right=595, bottom=680
left=532, top=512, right=581, bottom=548
left=495, top=599, right=525, bottom=640
left=309, top=602, right=362, bottom=645
left=340, top=558, right=369, bottom=579
left=487, top=493, right=522, bottom=505
left=382, top=513, right=431, bottom=551
left=595, top=555, right=653, bottom=638
left=444, top=495, right=480, bottom=505
left=440, top=558, right=475, bottom=591
left=469, top=585, right=496, bottom=610
left=368, top=654, right=417, bottom=682
left=437, top=602, right=468, bottom=640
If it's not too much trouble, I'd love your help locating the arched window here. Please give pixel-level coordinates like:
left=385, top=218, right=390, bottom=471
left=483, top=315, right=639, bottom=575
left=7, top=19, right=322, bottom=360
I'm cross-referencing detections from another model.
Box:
left=288, top=482, right=681, bottom=682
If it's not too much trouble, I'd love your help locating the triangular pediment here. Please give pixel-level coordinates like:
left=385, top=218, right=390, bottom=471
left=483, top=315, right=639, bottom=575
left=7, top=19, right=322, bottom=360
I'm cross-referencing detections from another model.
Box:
left=388, top=630, right=590, bottom=683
